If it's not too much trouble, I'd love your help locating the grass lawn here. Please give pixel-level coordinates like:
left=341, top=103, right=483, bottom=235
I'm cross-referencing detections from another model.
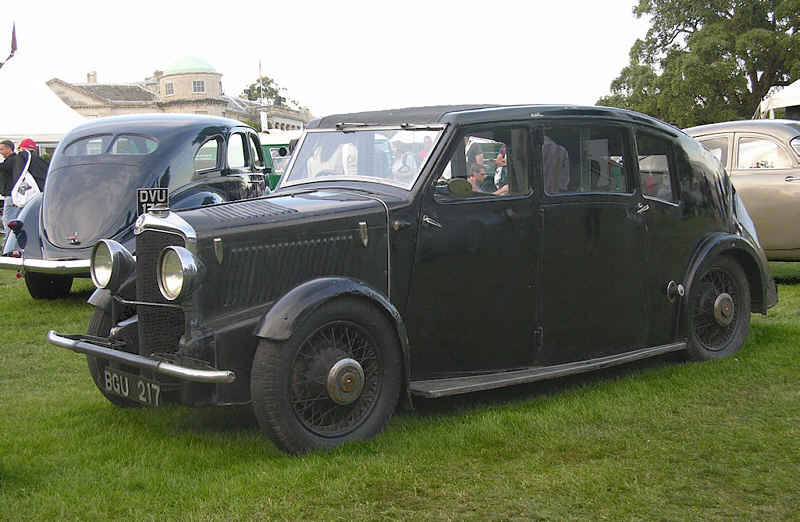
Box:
left=1, top=266, right=799, bottom=520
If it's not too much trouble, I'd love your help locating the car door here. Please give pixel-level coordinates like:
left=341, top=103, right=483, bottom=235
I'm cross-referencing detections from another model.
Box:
left=635, top=128, right=694, bottom=348
left=536, top=121, right=648, bottom=365
left=405, top=125, right=537, bottom=378
left=730, top=132, right=800, bottom=255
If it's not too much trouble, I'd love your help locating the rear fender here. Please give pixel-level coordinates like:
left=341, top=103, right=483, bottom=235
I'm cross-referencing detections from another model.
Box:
left=2, top=193, right=43, bottom=257
left=256, top=277, right=413, bottom=407
left=679, top=233, right=776, bottom=336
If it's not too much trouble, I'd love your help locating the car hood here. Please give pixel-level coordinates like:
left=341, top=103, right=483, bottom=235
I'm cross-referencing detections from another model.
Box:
left=171, top=189, right=392, bottom=317
left=178, top=189, right=391, bottom=241
left=43, top=162, right=144, bottom=249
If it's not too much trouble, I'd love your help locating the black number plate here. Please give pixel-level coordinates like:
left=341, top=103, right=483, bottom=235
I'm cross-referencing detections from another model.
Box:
left=103, top=368, right=161, bottom=407
left=137, top=187, right=169, bottom=216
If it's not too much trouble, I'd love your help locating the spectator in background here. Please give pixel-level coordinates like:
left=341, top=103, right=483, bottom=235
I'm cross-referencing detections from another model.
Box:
left=17, top=138, right=48, bottom=191
left=1, top=139, right=18, bottom=238
left=494, top=146, right=509, bottom=193
left=417, top=135, right=434, bottom=165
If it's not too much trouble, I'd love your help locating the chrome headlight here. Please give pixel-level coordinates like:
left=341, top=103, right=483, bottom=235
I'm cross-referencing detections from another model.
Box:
left=157, top=246, right=201, bottom=301
left=90, top=240, right=135, bottom=292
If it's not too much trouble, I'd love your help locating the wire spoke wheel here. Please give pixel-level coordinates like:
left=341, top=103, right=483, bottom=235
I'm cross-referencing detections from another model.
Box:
left=687, top=256, right=750, bottom=361
left=251, top=297, right=402, bottom=453
left=289, top=321, right=381, bottom=436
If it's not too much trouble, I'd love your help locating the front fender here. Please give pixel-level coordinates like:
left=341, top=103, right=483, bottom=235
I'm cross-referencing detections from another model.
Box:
left=256, top=277, right=412, bottom=406
left=2, top=193, right=43, bottom=257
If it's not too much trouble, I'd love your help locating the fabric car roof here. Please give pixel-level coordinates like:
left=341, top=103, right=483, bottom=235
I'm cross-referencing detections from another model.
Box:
left=308, top=105, right=500, bottom=128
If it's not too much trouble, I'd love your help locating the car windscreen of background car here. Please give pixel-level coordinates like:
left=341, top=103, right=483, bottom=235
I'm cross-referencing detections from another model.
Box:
left=63, top=134, right=158, bottom=156
left=284, top=129, right=441, bottom=189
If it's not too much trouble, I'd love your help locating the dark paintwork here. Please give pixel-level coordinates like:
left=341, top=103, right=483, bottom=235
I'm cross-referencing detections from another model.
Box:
left=58, top=105, right=776, bottom=408
left=3, top=114, right=267, bottom=271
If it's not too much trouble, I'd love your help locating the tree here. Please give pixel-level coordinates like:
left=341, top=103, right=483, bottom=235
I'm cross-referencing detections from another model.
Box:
left=597, top=0, right=800, bottom=127
left=241, top=75, right=282, bottom=102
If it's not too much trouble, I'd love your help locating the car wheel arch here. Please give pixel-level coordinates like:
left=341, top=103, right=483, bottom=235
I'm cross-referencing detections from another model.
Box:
left=680, top=234, right=772, bottom=335
left=255, top=277, right=413, bottom=407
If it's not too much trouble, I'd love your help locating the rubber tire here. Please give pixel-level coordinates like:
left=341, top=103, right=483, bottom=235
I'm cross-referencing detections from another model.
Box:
left=251, top=297, right=402, bottom=454
left=686, top=256, right=751, bottom=361
left=86, top=308, right=142, bottom=408
left=24, top=272, right=73, bottom=299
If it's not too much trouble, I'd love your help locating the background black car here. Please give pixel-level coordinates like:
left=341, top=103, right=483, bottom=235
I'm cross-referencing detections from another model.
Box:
left=49, top=105, right=776, bottom=454
left=1, top=114, right=268, bottom=298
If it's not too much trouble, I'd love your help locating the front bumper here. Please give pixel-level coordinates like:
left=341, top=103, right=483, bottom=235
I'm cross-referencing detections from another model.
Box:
left=0, top=256, right=90, bottom=275
left=47, top=330, right=236, bottom=384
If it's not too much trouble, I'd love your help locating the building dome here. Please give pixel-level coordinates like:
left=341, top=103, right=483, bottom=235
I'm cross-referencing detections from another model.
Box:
left=163, top=57, right=218, bottom=76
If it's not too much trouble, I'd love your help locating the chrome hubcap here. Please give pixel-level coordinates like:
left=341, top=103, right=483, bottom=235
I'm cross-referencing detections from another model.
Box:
left=327, top=358, right=365, bottom=405
left=713, top=293, right=734, bottom=326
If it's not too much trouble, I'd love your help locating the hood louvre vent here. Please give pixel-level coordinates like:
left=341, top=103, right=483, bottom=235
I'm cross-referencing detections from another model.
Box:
left=200, top=200, right=297, bottom=221
left=216, top=234, right=357, bottom=310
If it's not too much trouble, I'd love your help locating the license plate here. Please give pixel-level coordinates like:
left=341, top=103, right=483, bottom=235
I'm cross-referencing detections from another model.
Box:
left=137, top=187, right=169, bottom=216
left=103, top=368, right=161, bottom=407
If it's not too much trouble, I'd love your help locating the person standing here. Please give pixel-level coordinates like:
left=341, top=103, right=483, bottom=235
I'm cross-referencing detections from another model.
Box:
left=16, top=138, right=47, bottom=190
left=0, top=139, right=18, bottom=237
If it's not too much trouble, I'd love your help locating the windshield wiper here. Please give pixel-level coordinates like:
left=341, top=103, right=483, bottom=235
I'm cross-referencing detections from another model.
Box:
left=335, top=122, right=374, bottom=132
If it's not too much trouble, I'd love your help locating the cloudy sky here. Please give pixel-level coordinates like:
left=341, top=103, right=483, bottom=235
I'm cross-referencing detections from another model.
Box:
left=2, top=0, right=649, bottom=118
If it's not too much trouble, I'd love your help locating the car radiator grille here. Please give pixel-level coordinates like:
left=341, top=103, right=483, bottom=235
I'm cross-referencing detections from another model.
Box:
left=136, top=230, right=186, bottom=356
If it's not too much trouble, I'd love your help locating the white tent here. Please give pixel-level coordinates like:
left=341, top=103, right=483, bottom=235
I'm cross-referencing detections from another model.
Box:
left=755, top=79, right=800, bottom=119
left=0, top=50, right=85, bottom=147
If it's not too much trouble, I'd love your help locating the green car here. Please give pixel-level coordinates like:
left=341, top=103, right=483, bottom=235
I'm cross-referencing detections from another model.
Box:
left=260, top=130, right=302, bottom=189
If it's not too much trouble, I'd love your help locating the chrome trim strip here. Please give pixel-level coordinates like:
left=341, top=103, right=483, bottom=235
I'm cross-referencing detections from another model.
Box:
left=116, top=298, right=184, bottom=310
left=47, top=330, right=236, bottom=384
left=0, top=256, right=90, bottom=274
left=408, top=342, right=687, bottom=398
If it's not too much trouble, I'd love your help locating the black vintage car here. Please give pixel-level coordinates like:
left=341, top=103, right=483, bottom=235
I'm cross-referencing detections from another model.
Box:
left=48, top=105, right=777, bottom=454
left=1, top=114, right=268, bottom=298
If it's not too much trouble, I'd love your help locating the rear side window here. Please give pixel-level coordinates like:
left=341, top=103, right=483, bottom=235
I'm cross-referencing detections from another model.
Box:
left=195, top=138, right=221, bottom=172
left=63, top=135, right=113, bottom=156
left=248, top=134, right=264, bottom=168
left=543, top=125, right=631, bottom=194
left=699, top=137, right=728, bottom=168
left=637, top=133, right=676, bottom=202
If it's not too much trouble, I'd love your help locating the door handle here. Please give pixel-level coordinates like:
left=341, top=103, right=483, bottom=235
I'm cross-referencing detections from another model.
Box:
left=636, top=202, right=650, bottom=215
left=422, top=215, right=442, bottom=228
left=785, top=175, right=800, bottom=182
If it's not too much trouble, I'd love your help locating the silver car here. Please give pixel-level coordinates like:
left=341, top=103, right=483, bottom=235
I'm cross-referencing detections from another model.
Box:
left=686, top=120, right=800, bottom=261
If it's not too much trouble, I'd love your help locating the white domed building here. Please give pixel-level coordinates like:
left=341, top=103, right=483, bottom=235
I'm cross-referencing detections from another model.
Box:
left=48, top=57, right=310, bottom=129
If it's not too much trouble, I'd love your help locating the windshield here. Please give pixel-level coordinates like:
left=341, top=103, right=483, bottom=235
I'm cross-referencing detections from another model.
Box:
left=283, top=128, right=443, bottom=189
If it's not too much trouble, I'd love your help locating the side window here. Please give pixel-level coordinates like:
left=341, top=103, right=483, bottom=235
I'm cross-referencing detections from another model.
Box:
left=699, top=136, right=728, bottom=168
left=194, top=138, right=221, bottom=172
left=637, top=133, right=676, bottom=203
left=434, top=127, right=529, bottom=201
left=737, top=137, right=792, bottom=169
left=227, top=133, right=247, bottom=170
left=543, top=125, right=630, bottom=194
left=248, top=134, right=264, bottom=168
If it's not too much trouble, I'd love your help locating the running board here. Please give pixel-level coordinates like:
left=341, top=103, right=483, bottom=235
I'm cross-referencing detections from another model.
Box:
left=408, top=342, right=687, bottom=398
